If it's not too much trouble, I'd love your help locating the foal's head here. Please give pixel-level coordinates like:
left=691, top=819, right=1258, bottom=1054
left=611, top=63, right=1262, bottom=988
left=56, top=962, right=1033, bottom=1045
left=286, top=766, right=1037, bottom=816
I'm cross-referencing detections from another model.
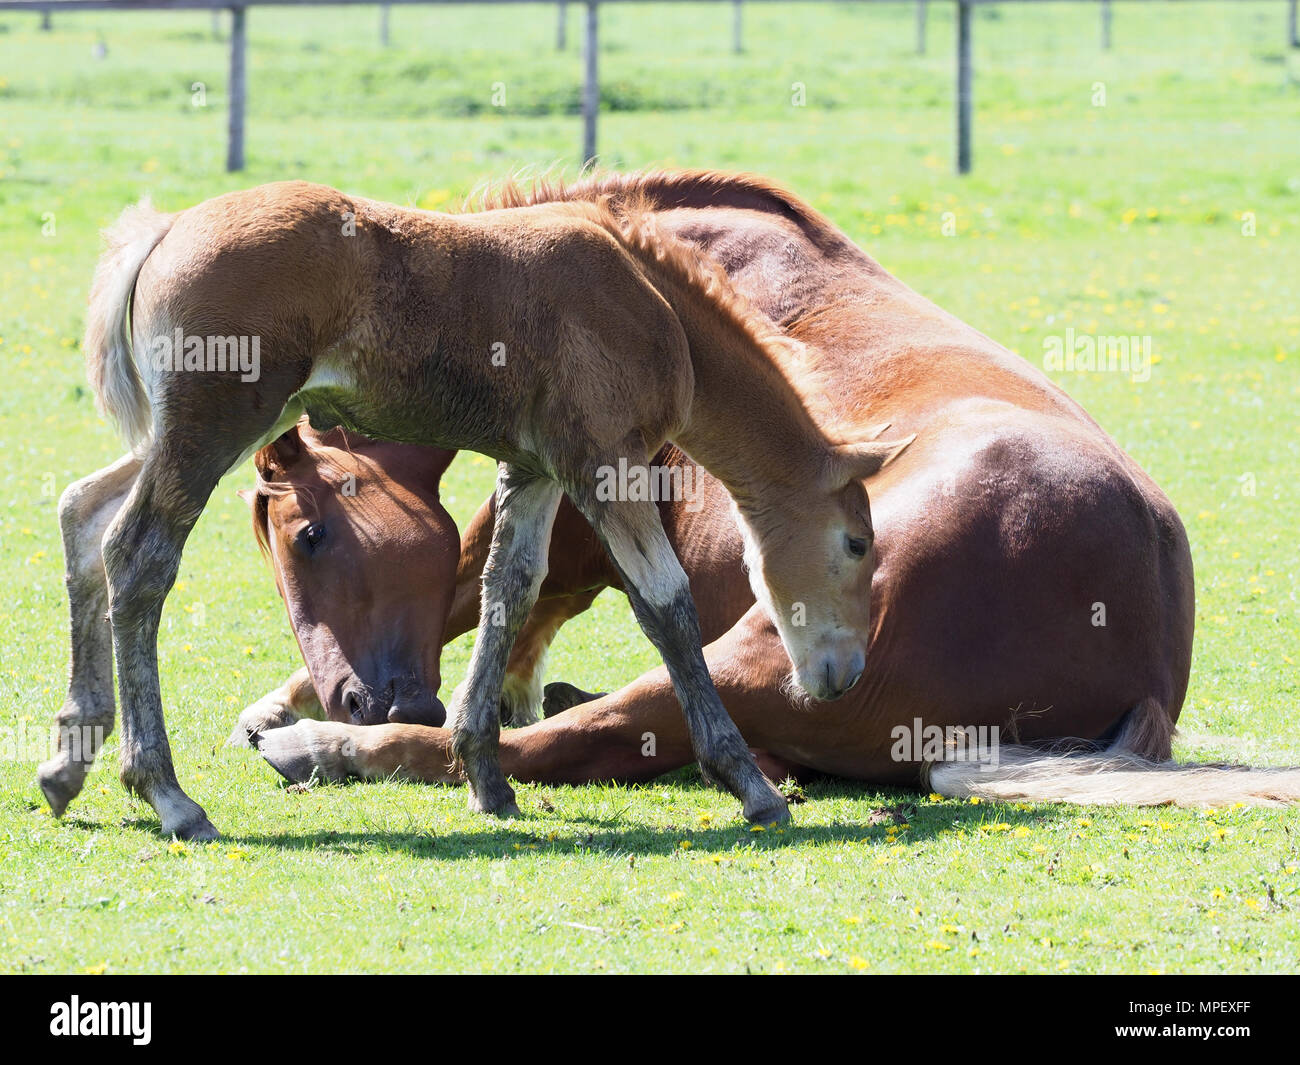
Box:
left=248, top=421, right=458, bottom=727
left=737, top=433, right=912, bottom=704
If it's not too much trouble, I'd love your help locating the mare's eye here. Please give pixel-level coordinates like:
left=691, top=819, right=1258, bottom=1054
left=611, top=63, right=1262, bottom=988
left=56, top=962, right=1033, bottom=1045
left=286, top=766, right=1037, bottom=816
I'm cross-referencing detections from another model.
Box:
left=846, top=535, right=868, bottom=559
left=301, top=524, right=327, bottom=553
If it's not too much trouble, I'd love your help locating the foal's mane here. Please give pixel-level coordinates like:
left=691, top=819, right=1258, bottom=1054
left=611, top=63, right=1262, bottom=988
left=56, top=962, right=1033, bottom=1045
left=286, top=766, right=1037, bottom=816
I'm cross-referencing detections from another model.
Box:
left=471, top=170, right=849, bottom=442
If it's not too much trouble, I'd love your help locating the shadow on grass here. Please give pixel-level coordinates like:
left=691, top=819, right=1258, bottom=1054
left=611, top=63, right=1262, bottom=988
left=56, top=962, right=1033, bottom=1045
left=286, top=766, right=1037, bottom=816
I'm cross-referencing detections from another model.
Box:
left=207, top=775, right=1055, bottom=860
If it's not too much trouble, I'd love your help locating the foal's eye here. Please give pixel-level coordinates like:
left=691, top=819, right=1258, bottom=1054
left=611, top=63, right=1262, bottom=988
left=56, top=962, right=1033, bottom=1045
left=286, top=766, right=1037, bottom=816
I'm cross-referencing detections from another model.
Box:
left=846, top=536, right=869, bottom=559
left=300, top=524, right=327, bottom=553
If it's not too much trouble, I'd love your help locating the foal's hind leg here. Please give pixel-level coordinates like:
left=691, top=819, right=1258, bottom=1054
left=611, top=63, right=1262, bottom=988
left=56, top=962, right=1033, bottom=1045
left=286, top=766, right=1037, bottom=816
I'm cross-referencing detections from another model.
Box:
left=38, top=452, right=142, bottom=816
left=449, top=464, right=563, bottom=817
left=103, top=437, right=257, bottom=839
left=580, top=494, right=789, bottom=825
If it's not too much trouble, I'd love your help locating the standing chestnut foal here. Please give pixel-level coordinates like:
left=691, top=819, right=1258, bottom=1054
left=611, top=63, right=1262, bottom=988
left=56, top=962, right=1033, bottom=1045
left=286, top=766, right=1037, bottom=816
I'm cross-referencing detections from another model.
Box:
left=41, top=180, right=910, bottom=838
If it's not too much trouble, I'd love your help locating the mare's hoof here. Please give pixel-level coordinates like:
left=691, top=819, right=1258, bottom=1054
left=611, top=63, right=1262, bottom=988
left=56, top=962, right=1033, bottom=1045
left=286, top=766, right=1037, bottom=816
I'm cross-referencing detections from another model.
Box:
left=542, top=682, right=604, bottom=718
left=253, top=720, right=355, bottom=784
left=228, top=699, right=299, bottom=747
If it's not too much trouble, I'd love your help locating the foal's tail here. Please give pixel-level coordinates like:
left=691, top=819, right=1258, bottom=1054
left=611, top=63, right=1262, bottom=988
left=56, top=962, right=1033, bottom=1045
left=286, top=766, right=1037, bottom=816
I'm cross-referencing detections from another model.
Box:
left=85, top=200, right=176, bottom=453
left=925, top=699, right=1300, bottom=808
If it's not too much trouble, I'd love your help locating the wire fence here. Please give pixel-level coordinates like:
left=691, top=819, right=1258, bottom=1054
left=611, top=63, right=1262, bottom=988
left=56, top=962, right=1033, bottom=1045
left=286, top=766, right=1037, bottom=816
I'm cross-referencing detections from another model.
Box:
left=2, top=0, right=1297, bottom=173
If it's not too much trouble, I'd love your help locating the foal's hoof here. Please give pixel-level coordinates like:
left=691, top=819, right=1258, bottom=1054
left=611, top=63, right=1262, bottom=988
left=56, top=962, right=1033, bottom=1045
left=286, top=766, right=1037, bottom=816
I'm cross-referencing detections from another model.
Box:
left=467, top=784, right=522, bottom=819
left=37, top=759, right=83, bottom=818
left=542, top=681, right=604, bottom=718
left=743, top=791, right=792, bottom=827
left=168, top=813, right=221, bottom=842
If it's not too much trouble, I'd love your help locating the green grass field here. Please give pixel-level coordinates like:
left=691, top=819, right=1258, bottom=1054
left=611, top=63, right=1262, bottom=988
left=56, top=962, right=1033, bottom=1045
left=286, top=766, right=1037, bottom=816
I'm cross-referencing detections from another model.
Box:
left=1, top=2, right=1298, bottom=973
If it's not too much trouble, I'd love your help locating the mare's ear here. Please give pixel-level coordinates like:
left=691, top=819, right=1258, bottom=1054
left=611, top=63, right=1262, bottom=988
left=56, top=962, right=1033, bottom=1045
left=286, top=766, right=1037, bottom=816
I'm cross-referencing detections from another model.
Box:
left=255, top=425, right=303, bottom=478
left=834, top=433, right=917, bottom=483
left=236, top=488, right=256, bottom=509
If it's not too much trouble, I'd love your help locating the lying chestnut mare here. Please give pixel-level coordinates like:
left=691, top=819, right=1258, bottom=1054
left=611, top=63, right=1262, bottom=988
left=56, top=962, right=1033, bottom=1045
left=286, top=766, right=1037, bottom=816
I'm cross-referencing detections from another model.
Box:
left=247, top=171, right=1300, bottom=807
left=43, top=176, right=913, bottom=838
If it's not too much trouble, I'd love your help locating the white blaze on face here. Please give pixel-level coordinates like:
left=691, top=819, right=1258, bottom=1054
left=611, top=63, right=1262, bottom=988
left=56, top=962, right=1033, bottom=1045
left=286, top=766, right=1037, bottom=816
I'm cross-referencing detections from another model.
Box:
left=733, top=500, right=866, bottom=700
left=733, top=503, right=805, bottom=671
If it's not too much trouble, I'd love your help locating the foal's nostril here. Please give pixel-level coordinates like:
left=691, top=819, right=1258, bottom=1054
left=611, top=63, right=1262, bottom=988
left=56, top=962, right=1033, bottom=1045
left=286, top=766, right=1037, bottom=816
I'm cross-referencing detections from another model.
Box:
left=345, top=690, right=363, bottom=724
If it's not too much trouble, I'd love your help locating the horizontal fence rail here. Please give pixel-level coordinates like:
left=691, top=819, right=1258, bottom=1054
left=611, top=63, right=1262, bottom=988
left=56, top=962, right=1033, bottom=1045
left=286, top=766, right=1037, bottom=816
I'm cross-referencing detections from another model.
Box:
left=2, top=1, right=1296, bottom=173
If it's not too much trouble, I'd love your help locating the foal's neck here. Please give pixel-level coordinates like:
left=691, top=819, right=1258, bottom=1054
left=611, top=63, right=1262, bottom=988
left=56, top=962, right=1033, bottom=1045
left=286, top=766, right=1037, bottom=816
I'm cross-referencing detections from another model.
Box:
left=628, top=243, right=834, bottom=510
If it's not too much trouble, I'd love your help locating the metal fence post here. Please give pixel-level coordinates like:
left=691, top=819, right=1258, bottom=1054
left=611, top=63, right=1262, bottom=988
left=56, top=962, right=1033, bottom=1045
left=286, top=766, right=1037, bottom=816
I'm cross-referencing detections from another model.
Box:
left=379, top=4, right=390, bottom=46
left=732, top=0, right=743, bottom=54
left=956, top=0, right=972, bottom=174
left=582, top=1, right=598, bottom=166
left=916, top=0, right=927, bottom=56
left=1101, top=0, right=1112, bottom=50
left=227, top=6, right=247, bottom=172
left=1290, top=0, right=1298, bottom=48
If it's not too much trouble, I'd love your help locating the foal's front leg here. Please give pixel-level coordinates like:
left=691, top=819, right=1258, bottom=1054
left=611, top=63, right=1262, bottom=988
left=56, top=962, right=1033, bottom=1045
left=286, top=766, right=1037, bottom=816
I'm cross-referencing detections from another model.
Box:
left=449, top=464, right=563, bottom=816
left=581, top=493, right=790, bottom=825
left=38, top=452, right=142, bottom=816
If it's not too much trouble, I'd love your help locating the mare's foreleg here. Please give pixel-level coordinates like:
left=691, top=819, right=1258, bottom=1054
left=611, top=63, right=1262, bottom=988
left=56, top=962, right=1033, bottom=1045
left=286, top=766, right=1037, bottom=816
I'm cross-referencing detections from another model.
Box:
left=448, top=464, right=562, bottom=816
left=228, top=666, right=323, bottom=747
left=499, top=588, right=601, bottom=726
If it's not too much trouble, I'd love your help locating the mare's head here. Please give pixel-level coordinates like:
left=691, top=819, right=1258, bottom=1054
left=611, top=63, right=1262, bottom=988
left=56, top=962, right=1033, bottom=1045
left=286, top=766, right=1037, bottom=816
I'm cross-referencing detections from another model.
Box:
left=248, top=421, right=458, bottom=726
left=737, top=428, right=913, bottom=704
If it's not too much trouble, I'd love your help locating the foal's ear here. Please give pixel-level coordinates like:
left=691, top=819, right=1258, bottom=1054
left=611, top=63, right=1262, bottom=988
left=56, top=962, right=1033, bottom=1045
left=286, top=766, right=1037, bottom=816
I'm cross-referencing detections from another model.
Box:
left=834, top=433, right=916, bottom=483
left=236, top=487, right=257, bottom=509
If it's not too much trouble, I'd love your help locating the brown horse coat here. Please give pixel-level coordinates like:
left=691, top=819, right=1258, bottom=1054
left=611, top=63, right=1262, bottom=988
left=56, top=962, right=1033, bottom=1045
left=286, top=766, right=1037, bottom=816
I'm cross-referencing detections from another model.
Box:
left=49, top=170, right=934, bottom=837
left=249, top=174, right=1299, bottom=807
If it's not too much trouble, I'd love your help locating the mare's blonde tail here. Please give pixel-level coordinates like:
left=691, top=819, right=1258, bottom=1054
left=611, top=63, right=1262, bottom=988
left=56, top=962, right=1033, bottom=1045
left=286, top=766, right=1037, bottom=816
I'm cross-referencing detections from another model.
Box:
left=926, top=698, right=1300, bottom=808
